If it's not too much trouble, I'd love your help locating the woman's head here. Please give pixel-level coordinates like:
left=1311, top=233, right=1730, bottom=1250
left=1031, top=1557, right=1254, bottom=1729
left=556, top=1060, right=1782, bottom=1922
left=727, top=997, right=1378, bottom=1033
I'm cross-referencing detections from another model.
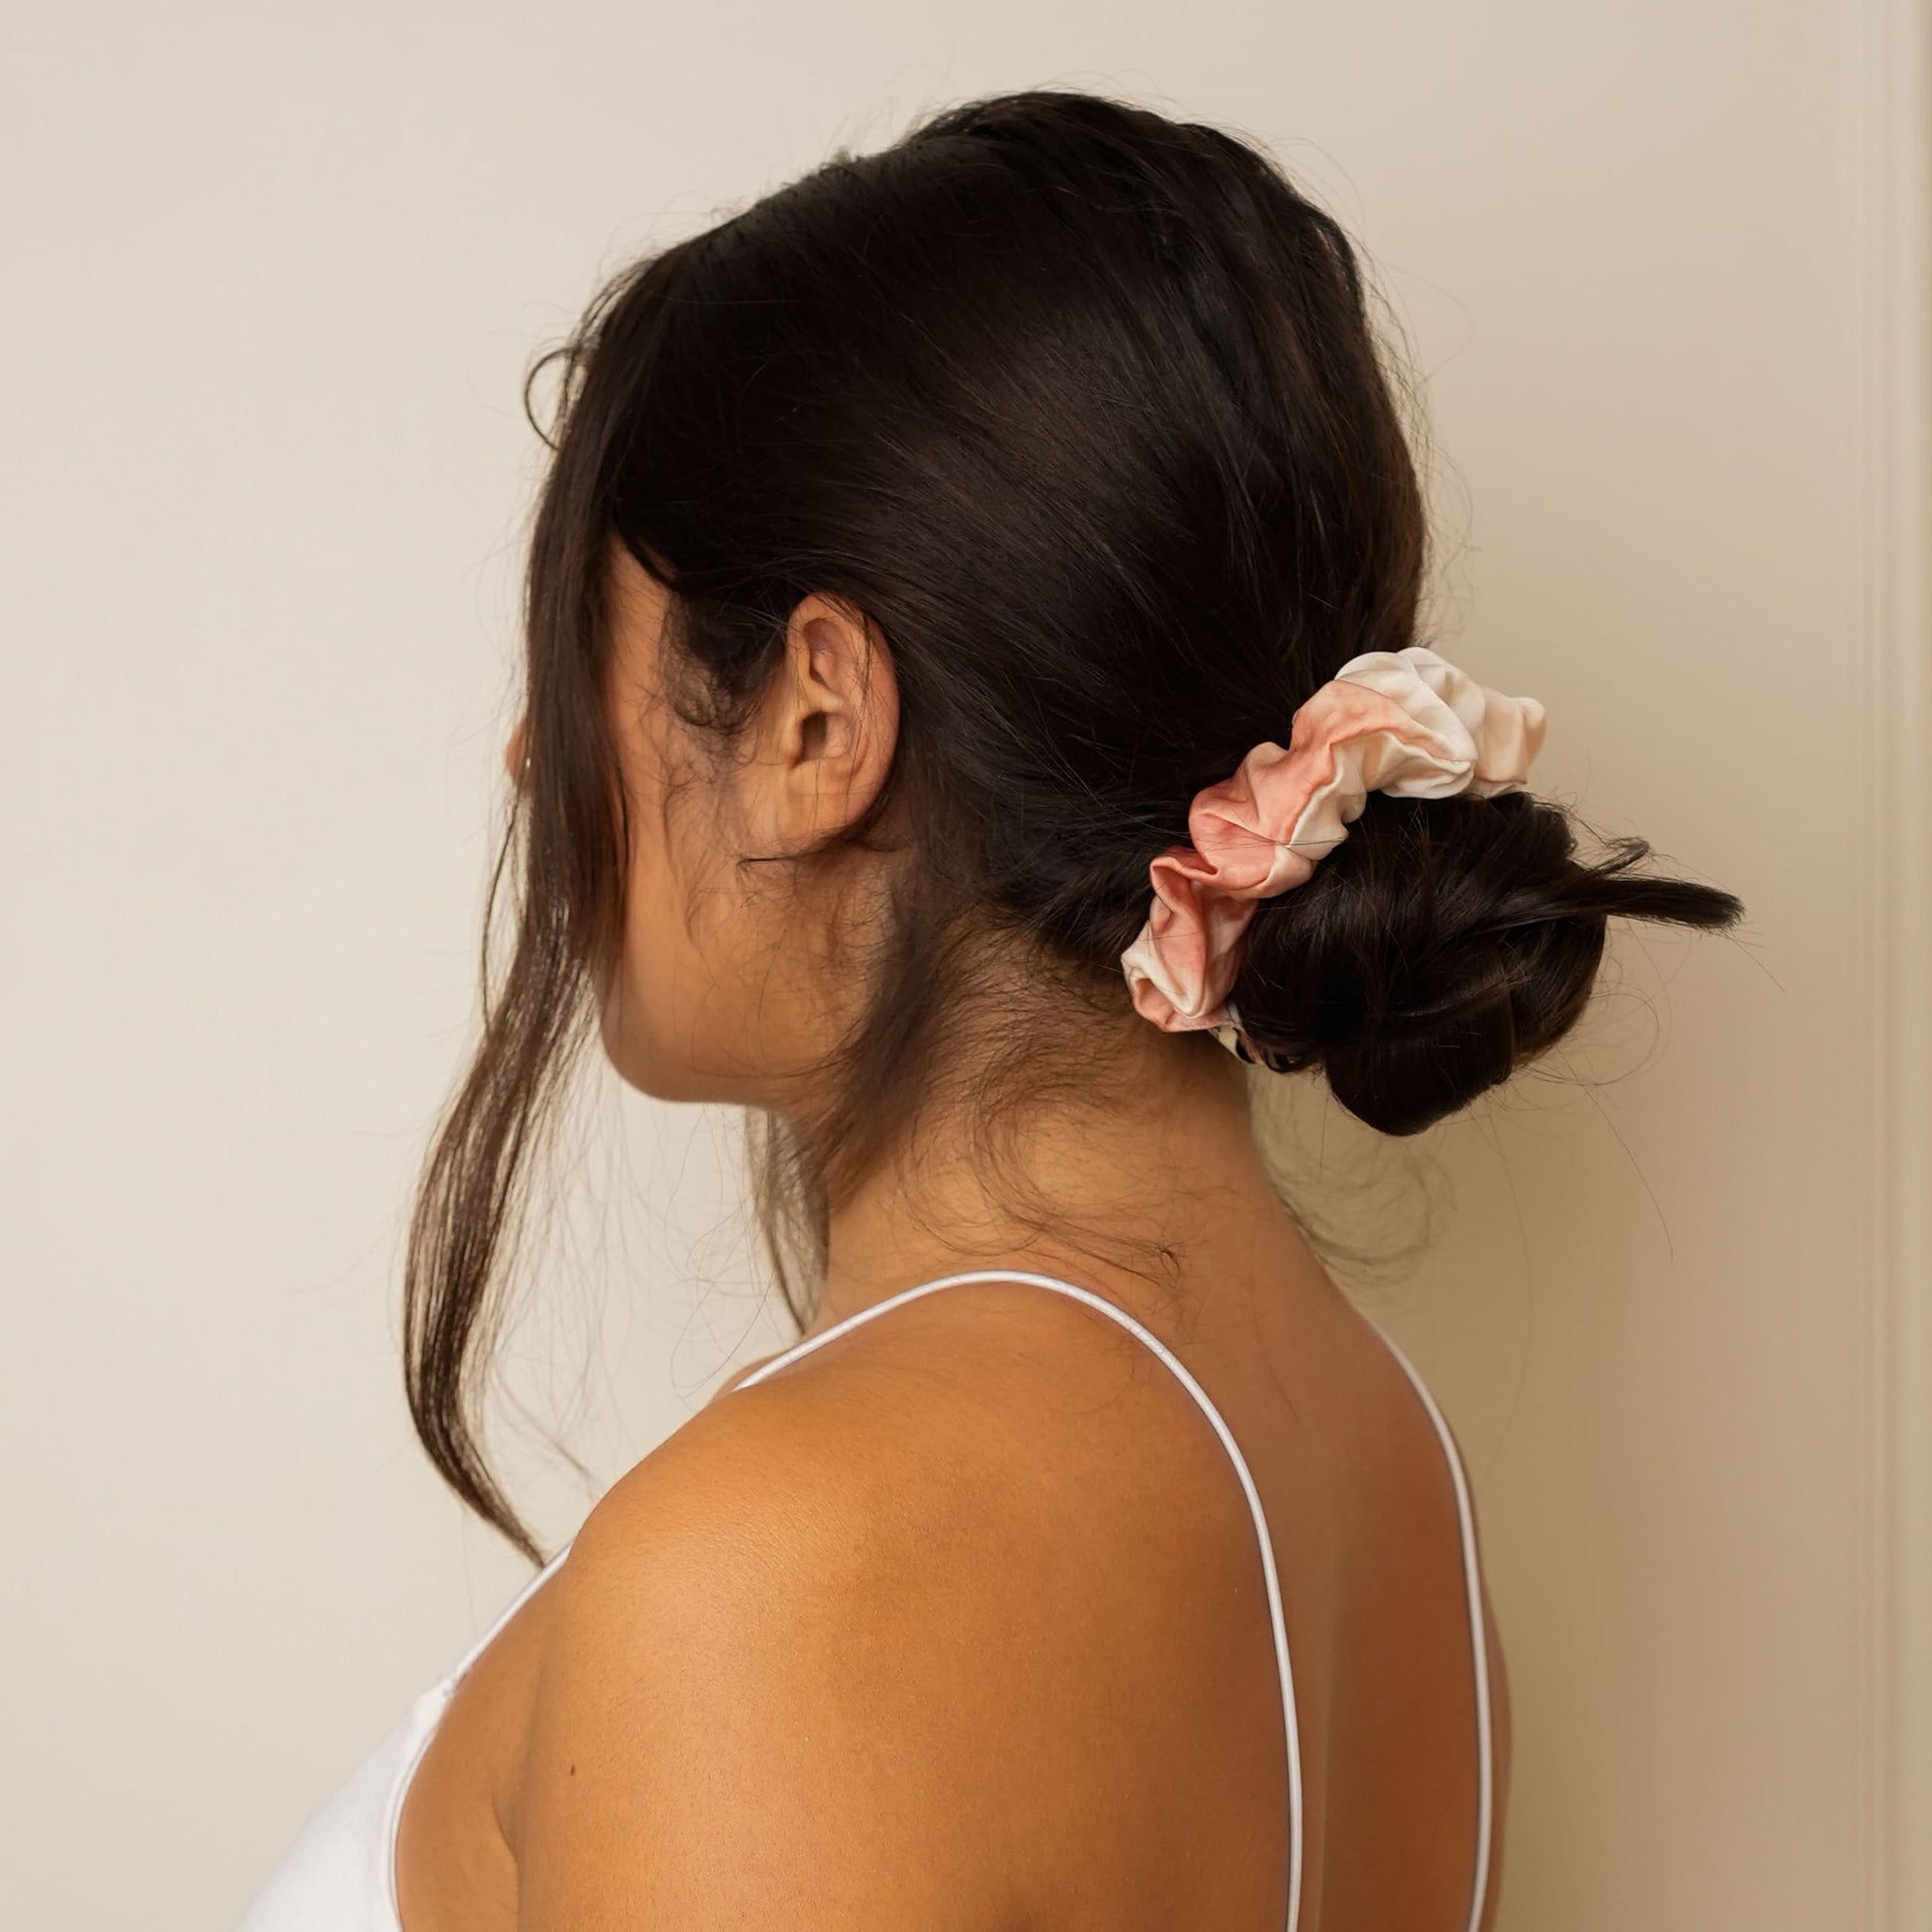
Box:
left=416, top=88, right=1744, bottom=1557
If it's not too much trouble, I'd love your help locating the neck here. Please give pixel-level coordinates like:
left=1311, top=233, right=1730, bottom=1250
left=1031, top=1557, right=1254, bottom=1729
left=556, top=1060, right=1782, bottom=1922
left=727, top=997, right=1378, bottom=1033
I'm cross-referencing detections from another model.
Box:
left=808, top=1024, right=1305, bottom=1337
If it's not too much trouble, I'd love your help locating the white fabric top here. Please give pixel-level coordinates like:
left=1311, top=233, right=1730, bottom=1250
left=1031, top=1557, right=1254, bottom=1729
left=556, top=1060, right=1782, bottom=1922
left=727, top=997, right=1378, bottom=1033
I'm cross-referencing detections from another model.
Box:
left=234, top=1268, right=1493, bottom=1932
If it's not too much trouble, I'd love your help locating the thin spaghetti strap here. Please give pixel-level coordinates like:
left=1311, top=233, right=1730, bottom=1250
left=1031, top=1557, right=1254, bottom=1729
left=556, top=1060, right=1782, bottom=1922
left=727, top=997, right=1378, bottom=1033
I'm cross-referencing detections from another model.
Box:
left=446, top=1540, right=574, bottom=1687
left=733, top=1268, right=1309, bottom=1932
left=1361, top=1318, right=1496, bottom=1932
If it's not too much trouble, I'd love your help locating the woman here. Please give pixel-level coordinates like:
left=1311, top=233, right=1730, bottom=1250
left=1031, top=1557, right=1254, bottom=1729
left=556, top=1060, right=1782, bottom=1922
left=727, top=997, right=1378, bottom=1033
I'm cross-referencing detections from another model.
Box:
left=238, top=87, right=1743, bottom=1932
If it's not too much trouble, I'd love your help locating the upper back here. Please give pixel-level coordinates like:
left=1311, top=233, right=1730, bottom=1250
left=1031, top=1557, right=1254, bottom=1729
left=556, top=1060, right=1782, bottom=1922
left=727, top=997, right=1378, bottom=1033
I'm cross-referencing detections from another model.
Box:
left=487, top=1265, right=1509, bottom=1932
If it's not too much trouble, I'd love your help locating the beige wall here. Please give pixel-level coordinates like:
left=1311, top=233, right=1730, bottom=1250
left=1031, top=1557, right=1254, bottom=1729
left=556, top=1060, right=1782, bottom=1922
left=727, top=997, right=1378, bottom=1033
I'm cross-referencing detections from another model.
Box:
left=3, top=4, right=1925, bottom=1928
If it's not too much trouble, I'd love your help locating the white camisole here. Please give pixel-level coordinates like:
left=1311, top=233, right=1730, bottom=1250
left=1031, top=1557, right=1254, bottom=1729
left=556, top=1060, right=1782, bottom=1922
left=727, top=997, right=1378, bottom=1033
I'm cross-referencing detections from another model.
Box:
left=234, top=1268, right=1495, bottom=1932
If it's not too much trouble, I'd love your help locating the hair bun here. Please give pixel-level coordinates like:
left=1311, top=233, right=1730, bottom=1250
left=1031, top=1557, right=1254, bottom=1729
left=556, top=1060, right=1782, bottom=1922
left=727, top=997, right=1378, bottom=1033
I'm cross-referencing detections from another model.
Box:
left=1227, top=788, right=1743, bottom=1135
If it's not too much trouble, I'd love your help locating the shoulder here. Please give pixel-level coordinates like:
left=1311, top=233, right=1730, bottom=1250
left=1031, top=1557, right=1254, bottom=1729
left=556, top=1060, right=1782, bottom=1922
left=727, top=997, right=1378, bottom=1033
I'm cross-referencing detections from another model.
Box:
left=548, top=1274, right=1169, bottom=1641
left=548, top=1293, right=1048, bottom=1655
left=513, top=1277, right=1184, bottom=1928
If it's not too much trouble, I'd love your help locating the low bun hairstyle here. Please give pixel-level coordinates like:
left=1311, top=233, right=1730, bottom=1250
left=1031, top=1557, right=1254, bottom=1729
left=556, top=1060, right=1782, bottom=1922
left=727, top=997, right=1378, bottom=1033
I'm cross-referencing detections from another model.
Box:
left=406, top=87, right=1747, bottom=1556
left=1230, top=790, right=1740, bottom=1137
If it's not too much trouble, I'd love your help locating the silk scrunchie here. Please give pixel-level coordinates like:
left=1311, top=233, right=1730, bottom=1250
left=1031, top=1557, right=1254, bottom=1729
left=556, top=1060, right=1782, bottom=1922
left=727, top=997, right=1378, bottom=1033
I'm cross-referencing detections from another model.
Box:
left=1119, top=645, right=1548, bottom=1042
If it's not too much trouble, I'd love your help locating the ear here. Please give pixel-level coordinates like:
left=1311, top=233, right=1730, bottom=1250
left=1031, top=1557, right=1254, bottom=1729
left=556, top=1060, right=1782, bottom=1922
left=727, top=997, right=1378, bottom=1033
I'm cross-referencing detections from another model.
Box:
left=751, top=592, right=900, bottom=847
left=503, top=714, right=531, bottom=791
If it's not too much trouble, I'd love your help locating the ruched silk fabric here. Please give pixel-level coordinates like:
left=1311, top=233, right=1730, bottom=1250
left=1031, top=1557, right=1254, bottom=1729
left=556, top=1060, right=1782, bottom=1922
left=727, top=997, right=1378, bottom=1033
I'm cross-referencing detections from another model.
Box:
left=1120, top=645, right=1548, bottom=1034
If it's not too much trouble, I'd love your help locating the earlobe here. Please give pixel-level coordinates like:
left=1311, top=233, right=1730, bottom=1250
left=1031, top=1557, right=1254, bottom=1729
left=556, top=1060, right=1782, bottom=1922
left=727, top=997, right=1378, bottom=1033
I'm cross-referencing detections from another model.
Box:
left=504, top=716, right=532, bottom=790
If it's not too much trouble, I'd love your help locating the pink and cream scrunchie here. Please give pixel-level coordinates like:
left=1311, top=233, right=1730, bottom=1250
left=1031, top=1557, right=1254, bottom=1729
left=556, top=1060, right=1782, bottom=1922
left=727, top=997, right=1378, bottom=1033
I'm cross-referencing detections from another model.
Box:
left=1119, top=645, right=1548, bottom=1058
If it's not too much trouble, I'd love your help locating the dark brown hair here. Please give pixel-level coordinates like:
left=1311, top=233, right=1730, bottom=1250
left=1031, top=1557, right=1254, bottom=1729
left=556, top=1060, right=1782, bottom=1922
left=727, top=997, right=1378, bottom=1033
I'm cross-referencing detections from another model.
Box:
left=404, top=88, right=1746, bottom=1559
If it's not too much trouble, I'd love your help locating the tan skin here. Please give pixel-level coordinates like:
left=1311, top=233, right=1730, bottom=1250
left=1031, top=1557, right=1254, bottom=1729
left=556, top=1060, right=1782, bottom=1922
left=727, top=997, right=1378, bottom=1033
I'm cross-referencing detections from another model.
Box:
left=396, top=541, right=1512, bottom=1930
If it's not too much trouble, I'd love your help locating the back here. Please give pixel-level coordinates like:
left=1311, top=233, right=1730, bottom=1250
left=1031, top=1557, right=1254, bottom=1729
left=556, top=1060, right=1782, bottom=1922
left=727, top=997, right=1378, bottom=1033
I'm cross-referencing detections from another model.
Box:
left=724, top=1267, right=1503, bottom=1932
left=398, top=1260, right=1511, bottom=1932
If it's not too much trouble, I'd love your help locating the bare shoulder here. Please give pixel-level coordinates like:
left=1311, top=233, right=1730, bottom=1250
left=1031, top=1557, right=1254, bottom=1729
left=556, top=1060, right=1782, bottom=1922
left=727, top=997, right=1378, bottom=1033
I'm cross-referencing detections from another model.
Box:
left=514, top=1278, right=1187, bottom=1930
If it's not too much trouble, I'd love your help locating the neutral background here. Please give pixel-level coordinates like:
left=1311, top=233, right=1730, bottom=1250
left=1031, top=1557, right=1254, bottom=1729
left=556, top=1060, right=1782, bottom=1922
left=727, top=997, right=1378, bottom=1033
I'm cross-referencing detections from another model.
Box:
left=4, top=4, right=1926, bottom=1928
